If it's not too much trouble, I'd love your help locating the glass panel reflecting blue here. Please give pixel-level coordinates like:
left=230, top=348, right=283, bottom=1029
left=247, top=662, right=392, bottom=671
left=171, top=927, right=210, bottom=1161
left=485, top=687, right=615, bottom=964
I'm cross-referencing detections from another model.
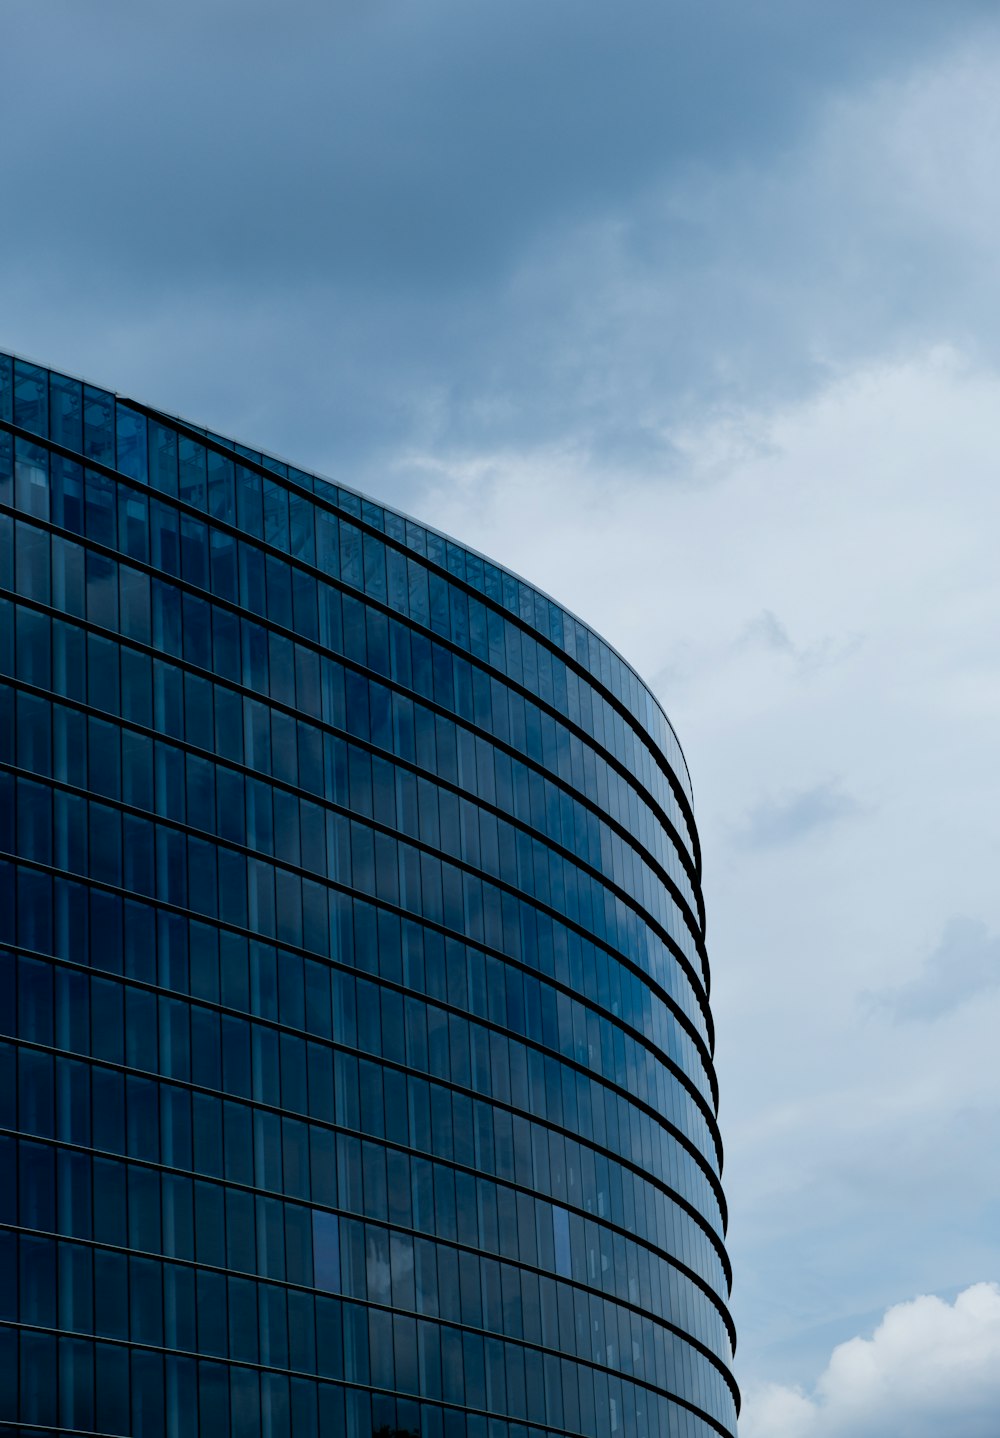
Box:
left=0, top=346, right=736, bottom=1438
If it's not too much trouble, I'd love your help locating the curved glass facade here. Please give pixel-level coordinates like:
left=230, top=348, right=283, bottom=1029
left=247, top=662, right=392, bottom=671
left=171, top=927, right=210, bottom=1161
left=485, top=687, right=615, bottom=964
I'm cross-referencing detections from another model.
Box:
left=0, top=351, right=738, bottom=1438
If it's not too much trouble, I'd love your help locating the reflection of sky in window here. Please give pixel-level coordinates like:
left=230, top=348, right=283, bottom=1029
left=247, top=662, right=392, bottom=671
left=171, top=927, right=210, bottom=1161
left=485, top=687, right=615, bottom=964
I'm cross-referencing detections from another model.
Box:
left=553, top=1204, right=572, bottom=1279
left=313, top=1209, right=340, bottom=1293
left=0, top=347, right=737, bottom=1434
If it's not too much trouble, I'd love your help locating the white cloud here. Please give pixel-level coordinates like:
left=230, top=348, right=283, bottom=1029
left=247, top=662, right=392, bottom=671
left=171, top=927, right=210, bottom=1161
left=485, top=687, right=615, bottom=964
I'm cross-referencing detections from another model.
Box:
left=740, top=1283, right=1000, bottom=1438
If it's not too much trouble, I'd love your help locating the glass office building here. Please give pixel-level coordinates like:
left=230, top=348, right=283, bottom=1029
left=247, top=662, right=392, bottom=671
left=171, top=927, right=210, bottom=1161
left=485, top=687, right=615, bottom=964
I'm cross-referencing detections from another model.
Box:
left=0, top=350, right=738, bottom=1438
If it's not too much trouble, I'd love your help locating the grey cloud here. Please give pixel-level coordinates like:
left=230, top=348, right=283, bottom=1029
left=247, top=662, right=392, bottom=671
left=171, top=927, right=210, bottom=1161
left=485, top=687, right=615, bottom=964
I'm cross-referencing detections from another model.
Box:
left=740, top=610, right=797, bottom=655
left=4, top=0, right=988, bottom=292
left=735, top=781, right=863, bottom=849
left=736, top=612, right=865, bottom=675
left=867, top=917, right=1000, bottom=1023
left=2, top=0, right=1000, bottom=491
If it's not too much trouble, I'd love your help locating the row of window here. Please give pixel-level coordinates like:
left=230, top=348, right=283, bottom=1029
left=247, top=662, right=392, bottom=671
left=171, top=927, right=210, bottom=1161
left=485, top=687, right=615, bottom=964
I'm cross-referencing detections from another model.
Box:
left=5, top=1016, right=727, bottom=1320
left=1, top=422, right=697, bottom=868
left=0, top=352, right=694, bottom=810
left=3, top=1224, right=735, bottom=1426
left=4, top=854, right=722, bottom=1233
left=1, top=1325, right=728, bottom=1438
left=7, top=503, right=699, bottom=925
left=0, top=523, right=705, bottom=983
left=1, top=1138, right=736, bottom=1397
left=3, top=667, right=699, bottom=1041
left=0, top=500, right=700, bottom=944
left=6, top=945, right=727, bottom=1299
left=4, top=773, right=717, bottom=1166
left=5, top=776, right=719, bottom=1190
left=0, top=735, right=713, bottom=1126
left=2, top=923, right=723, bottom=1254
left=1, top=451, right=694, bottom=877
left=1, top=589, right=710, bottom=1039
left=0, top=836, right=715, bottom=1180
left=4, top=1076, right=732, bottom=1357
left=1, top=919, right=728, bottom=1292
left=7, top=977, right=730, bottom=1347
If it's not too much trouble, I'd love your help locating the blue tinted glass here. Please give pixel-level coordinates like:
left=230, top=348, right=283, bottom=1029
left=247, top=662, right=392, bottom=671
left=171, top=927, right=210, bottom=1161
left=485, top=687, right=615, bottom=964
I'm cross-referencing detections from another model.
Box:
left=236, top=465, right=262, bottom=537
left=116, top=404, right=148, bottom=483
left=208, top=448, right=236, bottom=523
left=0, top=354, right=11, bottom=422
left=179, top=436, right=207, bottom=509
left=13, top=360, right=48, bottom=436
left=0, top=345, right=735, bottom=1438
left=48, top=372, right=82, bottom=450
left=0, top=432, right=10, bottom=507
left=83, top=385, right=114, bottom=463
left=149, top=421, right=178, bottom=495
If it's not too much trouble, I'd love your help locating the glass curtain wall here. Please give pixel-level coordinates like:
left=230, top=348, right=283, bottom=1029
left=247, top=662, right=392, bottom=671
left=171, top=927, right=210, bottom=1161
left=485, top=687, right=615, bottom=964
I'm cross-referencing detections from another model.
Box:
left=0, top=351, right=738, bottom=1438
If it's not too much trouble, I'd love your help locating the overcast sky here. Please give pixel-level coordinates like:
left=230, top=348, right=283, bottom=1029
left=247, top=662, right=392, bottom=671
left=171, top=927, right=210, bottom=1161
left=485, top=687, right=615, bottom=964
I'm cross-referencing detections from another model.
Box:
left=4, top=3, right=1000, bottom=1431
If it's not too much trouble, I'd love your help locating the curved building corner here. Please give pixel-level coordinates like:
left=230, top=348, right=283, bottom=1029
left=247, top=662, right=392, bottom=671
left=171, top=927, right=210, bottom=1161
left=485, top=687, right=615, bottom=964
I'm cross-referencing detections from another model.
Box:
left=0, top=349, right=738, bottom=1438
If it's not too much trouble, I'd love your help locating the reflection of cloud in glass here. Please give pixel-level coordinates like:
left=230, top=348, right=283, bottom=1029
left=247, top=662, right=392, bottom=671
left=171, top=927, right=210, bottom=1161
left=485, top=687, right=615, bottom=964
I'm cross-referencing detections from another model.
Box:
left=390, top=1231, right=416, bottom=1308
left=312, top=1209, right=340, bottom=1291
left=366, top=1228, right=392, bottom=1304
